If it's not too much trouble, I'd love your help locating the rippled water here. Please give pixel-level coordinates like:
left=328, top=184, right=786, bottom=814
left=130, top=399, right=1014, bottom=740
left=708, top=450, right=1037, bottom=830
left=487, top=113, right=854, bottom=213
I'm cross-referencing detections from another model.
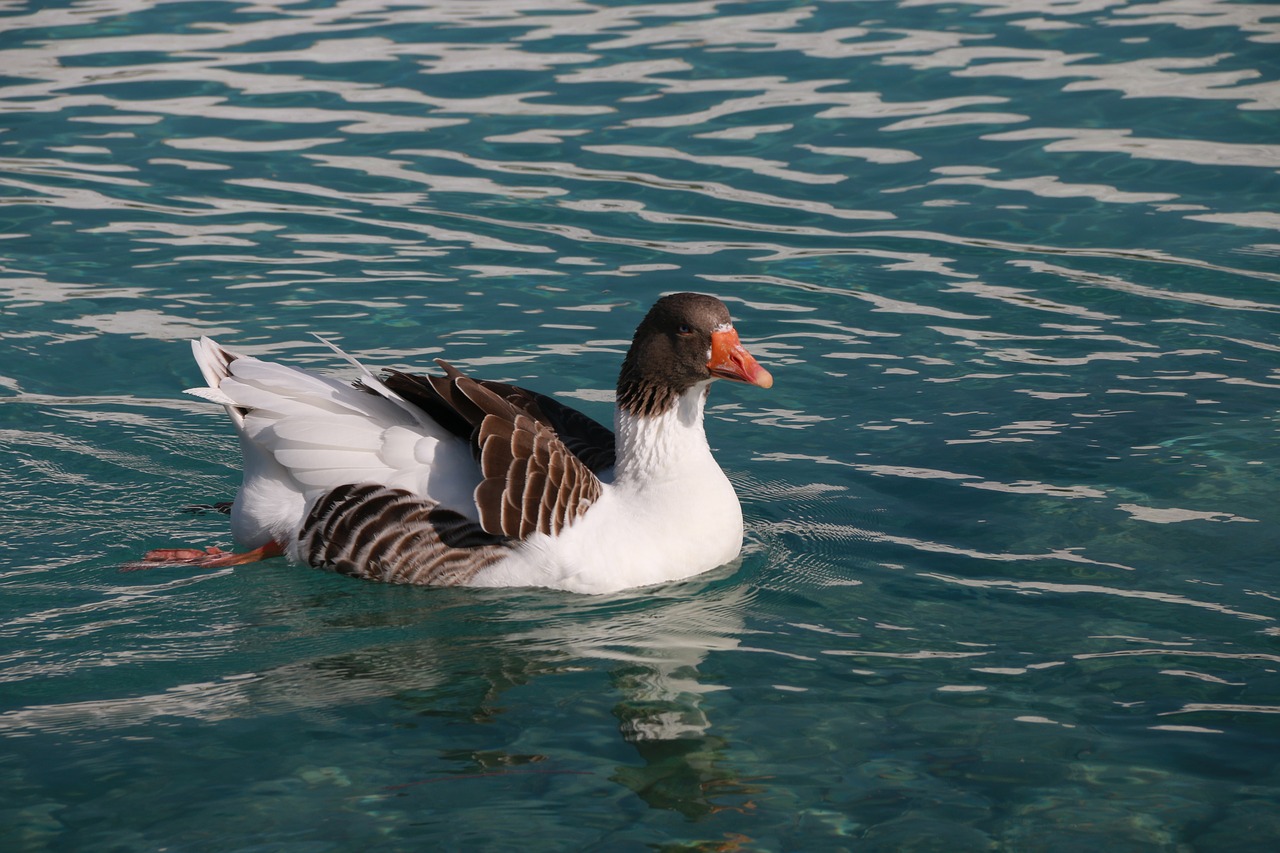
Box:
left=3, top=0, right=1280, bottom=849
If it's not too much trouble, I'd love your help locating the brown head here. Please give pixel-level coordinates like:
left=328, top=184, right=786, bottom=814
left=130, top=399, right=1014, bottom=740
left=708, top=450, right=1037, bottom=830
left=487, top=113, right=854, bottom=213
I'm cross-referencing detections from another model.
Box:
left=616, top=292, right=772, bottom=417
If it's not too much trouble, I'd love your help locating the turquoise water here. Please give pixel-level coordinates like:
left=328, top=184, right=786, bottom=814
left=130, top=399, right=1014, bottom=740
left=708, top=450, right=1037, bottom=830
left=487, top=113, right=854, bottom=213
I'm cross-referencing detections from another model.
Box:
left=3, top=0, right=1280, bottom=848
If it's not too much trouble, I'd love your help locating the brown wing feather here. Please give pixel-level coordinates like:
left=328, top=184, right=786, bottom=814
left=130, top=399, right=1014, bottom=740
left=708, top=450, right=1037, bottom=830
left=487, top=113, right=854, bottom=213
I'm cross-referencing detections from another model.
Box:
left=476, top=378, right=616, bottom=473
left=368, top=362, right=608, bottom=541
left=461, top=393, right=602, bottom=540
left=378, top=363, right=616, bottom=473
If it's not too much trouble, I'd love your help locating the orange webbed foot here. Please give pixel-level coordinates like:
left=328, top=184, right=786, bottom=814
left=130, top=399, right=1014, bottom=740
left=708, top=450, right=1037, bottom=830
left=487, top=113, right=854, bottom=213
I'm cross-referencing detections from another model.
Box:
left=124, top=541, right=284, bottom=572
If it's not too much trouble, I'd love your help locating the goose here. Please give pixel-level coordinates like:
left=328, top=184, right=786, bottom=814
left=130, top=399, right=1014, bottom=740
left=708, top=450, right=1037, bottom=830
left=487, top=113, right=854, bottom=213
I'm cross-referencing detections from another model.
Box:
left=142, top=292, right=773, bottom=594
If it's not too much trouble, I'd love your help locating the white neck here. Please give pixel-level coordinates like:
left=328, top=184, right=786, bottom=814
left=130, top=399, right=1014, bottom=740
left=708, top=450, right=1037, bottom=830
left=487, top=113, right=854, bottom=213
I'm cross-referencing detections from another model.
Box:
left=613, top=381, right=714, bottom=486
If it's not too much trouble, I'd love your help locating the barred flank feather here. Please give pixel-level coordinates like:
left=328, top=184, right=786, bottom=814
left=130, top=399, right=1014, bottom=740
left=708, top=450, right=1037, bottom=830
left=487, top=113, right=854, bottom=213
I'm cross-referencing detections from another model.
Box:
left=299, top=484, right=510, bottom=586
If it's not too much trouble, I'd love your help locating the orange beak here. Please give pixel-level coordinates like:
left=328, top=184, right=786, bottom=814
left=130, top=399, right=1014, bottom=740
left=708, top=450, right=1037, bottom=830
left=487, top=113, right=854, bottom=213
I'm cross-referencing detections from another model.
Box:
left=708, top=328, right=773, bottom=389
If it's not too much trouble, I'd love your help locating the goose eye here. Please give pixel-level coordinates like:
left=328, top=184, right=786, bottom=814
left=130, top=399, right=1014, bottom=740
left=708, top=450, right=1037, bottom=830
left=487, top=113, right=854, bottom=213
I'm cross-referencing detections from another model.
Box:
left=677, top=324, right=693, bottom=335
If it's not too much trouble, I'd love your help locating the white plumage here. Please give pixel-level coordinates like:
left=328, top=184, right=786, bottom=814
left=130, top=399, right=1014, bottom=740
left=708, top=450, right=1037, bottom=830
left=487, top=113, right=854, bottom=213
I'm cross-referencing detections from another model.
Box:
left=147, top=294, right=772, bottom=594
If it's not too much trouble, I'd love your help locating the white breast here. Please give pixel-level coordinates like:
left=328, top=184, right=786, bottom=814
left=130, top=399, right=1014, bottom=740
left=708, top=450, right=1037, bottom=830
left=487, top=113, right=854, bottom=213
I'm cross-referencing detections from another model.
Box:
left=469, top=382, right=744, bottom=593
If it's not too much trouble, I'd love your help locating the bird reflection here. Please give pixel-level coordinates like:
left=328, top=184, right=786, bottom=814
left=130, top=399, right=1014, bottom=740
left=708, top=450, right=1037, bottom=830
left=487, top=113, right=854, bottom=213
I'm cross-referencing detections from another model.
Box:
left=494, top=567, right=761, bottom=819
left=246, top=566, right=760, bottom=819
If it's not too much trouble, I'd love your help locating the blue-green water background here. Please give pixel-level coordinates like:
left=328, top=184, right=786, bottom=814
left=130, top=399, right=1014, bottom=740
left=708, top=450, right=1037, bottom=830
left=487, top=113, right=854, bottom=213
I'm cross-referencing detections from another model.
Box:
left=3, top=0, right=1280, bottom=849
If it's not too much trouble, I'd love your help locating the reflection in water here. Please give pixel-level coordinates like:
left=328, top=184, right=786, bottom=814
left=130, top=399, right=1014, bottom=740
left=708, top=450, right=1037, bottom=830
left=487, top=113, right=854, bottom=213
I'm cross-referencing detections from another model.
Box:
left=497, top=577, right=757, bottom=817
left=0, top=570, right=757, bottom=819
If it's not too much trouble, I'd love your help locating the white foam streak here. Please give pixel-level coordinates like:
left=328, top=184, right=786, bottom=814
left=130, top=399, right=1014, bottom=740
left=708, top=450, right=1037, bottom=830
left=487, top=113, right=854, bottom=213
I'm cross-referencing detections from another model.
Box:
left=927, top=576, right=1273, bottom=622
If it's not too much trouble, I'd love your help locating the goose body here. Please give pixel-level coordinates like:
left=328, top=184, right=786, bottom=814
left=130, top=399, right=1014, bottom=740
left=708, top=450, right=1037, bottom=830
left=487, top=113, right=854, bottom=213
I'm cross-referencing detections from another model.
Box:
left=155, top=293, right=772, bottom=594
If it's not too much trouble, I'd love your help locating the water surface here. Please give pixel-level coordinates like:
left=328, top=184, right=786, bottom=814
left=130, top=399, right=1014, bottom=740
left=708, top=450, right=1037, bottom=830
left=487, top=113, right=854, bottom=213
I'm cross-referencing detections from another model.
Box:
left=3, top=0, right=1280, bottom=850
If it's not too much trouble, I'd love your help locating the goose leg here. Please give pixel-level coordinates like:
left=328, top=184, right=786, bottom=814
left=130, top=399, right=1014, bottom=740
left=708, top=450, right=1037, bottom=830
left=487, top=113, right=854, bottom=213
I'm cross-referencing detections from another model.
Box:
left=129, top=540, right=285, bottom=570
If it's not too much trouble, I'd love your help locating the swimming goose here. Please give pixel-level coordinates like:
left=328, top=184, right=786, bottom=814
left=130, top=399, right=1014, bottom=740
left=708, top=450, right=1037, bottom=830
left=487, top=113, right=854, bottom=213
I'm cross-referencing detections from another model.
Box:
left=143, top=293, right=773, bottom=594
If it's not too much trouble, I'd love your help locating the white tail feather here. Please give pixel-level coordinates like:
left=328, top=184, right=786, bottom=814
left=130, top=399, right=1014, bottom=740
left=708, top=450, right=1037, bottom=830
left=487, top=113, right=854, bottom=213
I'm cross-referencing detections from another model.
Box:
left=185, top=386, right=237, bottom=407
left=310, top=334, right=440, bottom=431
left=187, top=335, right=482, bottom=547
